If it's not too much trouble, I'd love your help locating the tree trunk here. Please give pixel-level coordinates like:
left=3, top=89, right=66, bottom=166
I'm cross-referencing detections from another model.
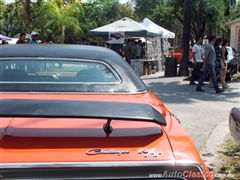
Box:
left=60, top=25, right=65, bottom=44
left=196, top=0, right=204, bottom=39
left=202, top=19, right=206, bottom=36
left=209, top=24, right=212, bottom=35
left=179, top=0, right=192, bottom=76
left=24, top=0, right=32, bottom=32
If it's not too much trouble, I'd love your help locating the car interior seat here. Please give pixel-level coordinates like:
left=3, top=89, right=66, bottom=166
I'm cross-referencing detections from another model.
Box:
left=75, top=68, right=105, bottom=82
left=0, top=69, right=28, bottom=81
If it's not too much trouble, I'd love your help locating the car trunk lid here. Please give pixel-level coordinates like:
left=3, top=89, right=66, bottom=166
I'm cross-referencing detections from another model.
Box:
left=1, top=117, right=174, bottom=163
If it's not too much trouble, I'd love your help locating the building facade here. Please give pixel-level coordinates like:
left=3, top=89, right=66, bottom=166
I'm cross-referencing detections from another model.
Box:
left=227, top=18, right=240, bottom=50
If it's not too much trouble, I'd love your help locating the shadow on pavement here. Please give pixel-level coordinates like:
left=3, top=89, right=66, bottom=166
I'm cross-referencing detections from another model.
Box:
left=144, top=77, right=240, bottom=105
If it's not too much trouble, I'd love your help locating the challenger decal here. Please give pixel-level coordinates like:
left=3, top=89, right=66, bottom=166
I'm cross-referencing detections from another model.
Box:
left=86, top=148, right=129, bottom=156
left=138, top=148, right=162, bottom=158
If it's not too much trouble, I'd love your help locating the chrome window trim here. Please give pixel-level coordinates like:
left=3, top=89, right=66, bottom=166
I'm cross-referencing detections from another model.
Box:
left=0, top=90, right=148, bottom=95
left=0, top=57, right=122, bottom=84
left=1, top=160, right=204, bottom=170
left=1, top=160, right=207, bottom=180
left=1, top=161, right=175, bottom=169
left=0, top=81, right=121, bottom=85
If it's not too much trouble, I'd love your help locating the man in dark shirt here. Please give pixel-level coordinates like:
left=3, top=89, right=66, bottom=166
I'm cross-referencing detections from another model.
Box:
left=124, top=40, right=135, bottom=64
left=16, top=33, right=27, bottom=44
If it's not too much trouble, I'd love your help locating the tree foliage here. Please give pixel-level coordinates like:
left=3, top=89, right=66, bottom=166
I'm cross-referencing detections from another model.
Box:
left=0, top=0, right=134, bottom=42
left=229, top=1, right=240, bottom=20
left=0, top=0, right=239, bottom=44
left=0, top=1, right=5, bottom=33
left=204, top=0, right=226, bottom=34
left=134, top=0, right=239, bottom=44
left=39, top=0, right=83, bottom=43
left=81, top=0, right=133, bottom=33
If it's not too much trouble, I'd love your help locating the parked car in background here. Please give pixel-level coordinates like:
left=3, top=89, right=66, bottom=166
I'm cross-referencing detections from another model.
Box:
left=226, top=46, right=240, bottom=81
left=168, top=48, right=193, bottom=64
left=229, top=107, right=240, bottom=146
left=0, top=45, right=211, bottom=179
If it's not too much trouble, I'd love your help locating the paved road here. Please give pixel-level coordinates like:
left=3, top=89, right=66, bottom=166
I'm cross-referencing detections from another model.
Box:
left=142, top=73, right=240, bottom=166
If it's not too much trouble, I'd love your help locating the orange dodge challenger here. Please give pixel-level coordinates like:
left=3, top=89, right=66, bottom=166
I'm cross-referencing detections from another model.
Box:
left=0, top=45, right=211, bottom=179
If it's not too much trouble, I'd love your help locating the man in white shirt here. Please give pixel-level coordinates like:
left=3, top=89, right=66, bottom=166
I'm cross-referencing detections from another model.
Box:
left=190, top=37, right=203, bottom=85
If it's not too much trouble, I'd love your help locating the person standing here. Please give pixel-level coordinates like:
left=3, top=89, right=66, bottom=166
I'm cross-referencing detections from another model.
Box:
left=196, top=35, right=224, bottom=93
left=189, top=37, right=203, bottom=85
left=124, top=40, right=132, bottom=64
left=136, top=40, right=143, bottom=59
left=221, top=39, right=229, bottom=84
left=29, top=31, right=40, bottom=44
left=16, top=33, right=27, bottom=44
left=124, top=39, right=136, bottom=64
left=214, top=37, right=228, bottom=89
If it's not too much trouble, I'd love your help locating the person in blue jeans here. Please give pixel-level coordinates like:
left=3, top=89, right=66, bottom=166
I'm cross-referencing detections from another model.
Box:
left=196, top=35, right=224, bottom=94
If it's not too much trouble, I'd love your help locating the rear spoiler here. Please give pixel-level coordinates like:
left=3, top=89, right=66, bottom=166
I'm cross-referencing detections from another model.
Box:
left=0, top=99, right=166, bottom=126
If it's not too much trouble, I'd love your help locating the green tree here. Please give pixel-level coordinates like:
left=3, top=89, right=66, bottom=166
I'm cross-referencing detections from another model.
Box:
left=204, top=0, right=226, bottom=35
left=1, top=3, right=22, bottom=36
left=82, top=0, right=133, bottom=30
left=1, top=0, right=237, bottom=45
left=134, top=0, right=232, bottom=44
left=1, top=0, right=44, bottom=36
left=151, top=2, right=174, bottom=29
left=80, top=0, right=134, bottom=44
left=117, top=3, right=134, bottom=19
left=39, top=0, right=83, bottom=43
left=13, top=0, right=38, bottom=32
left=134, top=0, right=162, bottom=20
left=0, top=1, right=6, bottom=34
left=229, top=1, right=240, bottom=20
left=133, top=0, right=183, bottom=44
left=19, top=0, right=32, bottom=31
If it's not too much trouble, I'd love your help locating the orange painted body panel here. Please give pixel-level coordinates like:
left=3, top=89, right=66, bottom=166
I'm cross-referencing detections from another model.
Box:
left=1, top=118, right=174, bottom=163
left=169, top=48, right=193, bottom=64
left=0, top=91, right=211, bottom=179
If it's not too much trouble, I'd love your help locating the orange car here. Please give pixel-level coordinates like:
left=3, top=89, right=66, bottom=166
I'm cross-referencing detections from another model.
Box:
left=168, top=48, right=193, bottom=64
left=0, top=45, right=211, bottom=179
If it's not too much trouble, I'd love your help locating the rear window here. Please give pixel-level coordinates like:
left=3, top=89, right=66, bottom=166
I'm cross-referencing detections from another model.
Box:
left=0, top=58, right=120, bottom=84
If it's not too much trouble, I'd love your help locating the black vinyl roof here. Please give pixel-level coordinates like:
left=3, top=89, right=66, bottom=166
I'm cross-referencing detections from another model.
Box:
left=0, top=45, right=146, bottom=93
left=1, top=44, right=121, bottom=60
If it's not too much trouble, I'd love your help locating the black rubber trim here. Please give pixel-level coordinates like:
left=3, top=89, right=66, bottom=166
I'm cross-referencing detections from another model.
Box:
left=0, top=99, right=166, bottom=125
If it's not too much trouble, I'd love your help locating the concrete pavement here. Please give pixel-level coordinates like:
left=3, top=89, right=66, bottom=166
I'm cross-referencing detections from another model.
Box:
left=141, top=72, right=240, bottom=168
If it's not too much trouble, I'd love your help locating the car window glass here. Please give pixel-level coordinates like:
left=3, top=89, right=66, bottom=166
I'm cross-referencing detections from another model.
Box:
left=0, top=59, right=120, bottom=83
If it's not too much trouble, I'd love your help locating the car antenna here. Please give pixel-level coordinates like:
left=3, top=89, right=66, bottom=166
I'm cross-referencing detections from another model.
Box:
left=103, top=119, right=113, bottom=136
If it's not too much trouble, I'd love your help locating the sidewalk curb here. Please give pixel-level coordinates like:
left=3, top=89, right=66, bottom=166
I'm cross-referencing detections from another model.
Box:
left=201, top=121, right=229, bottom=170
left=140, top=71, right=165, bottom=79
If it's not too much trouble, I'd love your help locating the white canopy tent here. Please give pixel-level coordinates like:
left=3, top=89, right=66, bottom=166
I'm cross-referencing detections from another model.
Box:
left=140, top=18, right=176, bottom=72
left=141, top=18, right=175, bottom=39
left=8, top=38, right=18, bottom=44
left=89, top=17, right=160, bottom=37
left=89, top=17, right=164, bottom=75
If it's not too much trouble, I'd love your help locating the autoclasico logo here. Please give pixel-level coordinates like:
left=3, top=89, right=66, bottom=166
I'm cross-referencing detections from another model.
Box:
left=148, top=170, right=223, bottom=179
left=86, top=148, right=129, bottom=156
